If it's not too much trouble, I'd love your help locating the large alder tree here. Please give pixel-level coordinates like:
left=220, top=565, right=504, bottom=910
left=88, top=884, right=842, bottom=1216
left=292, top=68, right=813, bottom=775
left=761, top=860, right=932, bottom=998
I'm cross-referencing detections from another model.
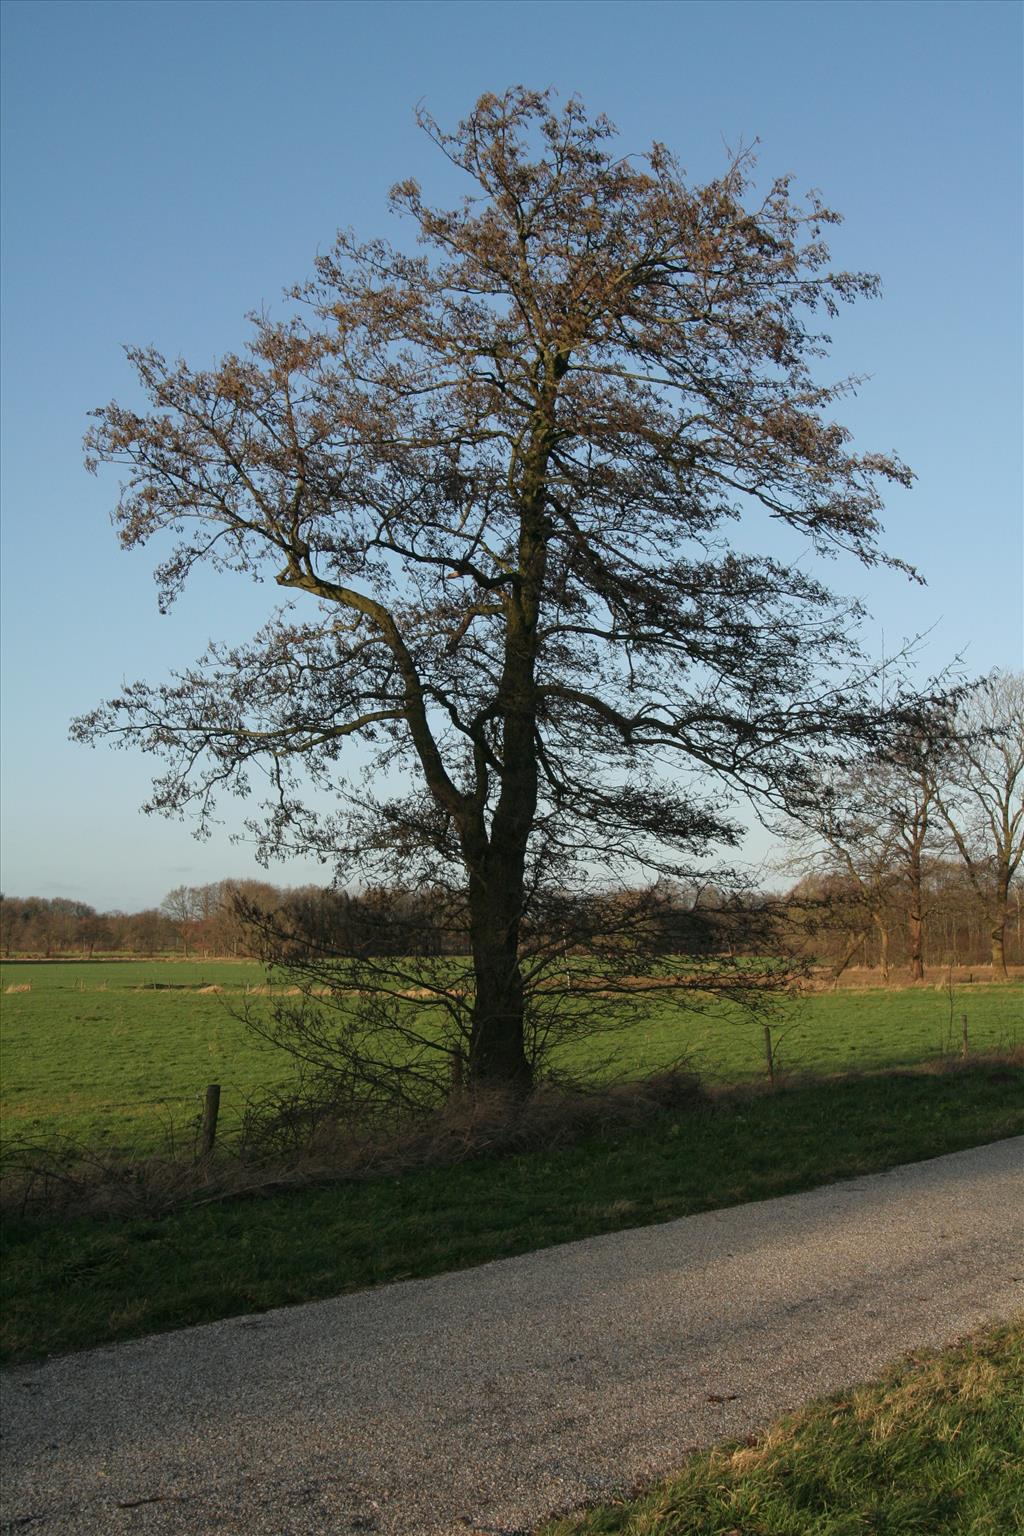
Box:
left=76, top=89, right=926, bottom=1096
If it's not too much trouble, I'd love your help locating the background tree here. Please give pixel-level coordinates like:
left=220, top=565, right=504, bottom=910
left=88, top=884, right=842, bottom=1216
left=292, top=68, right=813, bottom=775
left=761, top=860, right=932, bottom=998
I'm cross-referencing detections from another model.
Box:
left=933, top=672, right=1024, bottom=977
left=125, top=907, right=177, bottom=956
left=204, top=879, right=282, bottom=956
left=75, top=88, right=926, bottom=1097
left=159, top=885, right=202, bottom=957
left=886, top=733, right=944, bottom=981
left=0, top=895, right=21, bottom=957
left=779, top=871, right=874, bottom=984
left=782, top=772, right=902, bottom=981
left=782, top=724, right=942, bottom=981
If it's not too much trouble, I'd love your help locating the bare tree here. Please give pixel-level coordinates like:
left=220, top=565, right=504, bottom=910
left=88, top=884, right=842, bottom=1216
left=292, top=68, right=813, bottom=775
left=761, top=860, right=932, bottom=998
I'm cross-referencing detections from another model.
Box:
left=782, top=724, right=943, bottom=981
left=782, top=770, right=901, bottom=980
left=75, top=88, right=926, bottom=1095
left=159, top=885, right=201, bottom=957
left=934, top=672, right=1024, bottom=977
left=894, top=754, right=939, bottom=981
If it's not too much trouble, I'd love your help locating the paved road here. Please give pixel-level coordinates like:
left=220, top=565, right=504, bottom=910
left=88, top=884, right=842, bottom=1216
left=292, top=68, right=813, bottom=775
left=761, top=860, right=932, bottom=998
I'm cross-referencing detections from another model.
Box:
left=2, top=1138, right=1022, bottom=1536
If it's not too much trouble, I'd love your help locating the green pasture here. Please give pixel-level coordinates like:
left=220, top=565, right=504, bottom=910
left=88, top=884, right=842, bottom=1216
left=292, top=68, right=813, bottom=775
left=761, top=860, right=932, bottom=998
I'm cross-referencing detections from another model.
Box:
left=1, top=959, right=1021, bottom=1151
left=559, top=981, right=1023, bottom=1084
left=1, top=960, right=281, bottom=1150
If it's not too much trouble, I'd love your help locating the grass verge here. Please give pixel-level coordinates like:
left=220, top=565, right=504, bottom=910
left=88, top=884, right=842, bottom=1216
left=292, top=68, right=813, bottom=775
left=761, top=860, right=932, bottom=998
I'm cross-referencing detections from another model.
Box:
left=2, top=1061, right=1022, bottom=1366
left=538, top=1316, right=1024, bottom=1535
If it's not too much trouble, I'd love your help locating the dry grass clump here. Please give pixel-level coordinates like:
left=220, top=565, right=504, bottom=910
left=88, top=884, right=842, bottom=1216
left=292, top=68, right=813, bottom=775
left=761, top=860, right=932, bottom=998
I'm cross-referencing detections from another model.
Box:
left=353, top=1068, right=708, bottom=1176
left=0, top=1138, right=226, bottom=1222
left=796, top=962, right=1024, bottom=992
left=234, top=1065, right=707, bottom=1183
left=910, top=1042, right=1024, bottom=1076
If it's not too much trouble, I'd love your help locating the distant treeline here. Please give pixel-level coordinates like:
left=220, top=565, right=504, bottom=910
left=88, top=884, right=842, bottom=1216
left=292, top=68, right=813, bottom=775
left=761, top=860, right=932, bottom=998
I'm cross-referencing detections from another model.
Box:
left=0, top=880, right=750, bottom=963
left=1, top=862, right=1020, bottom=974
left=783, top=861, right=1022, bottom=975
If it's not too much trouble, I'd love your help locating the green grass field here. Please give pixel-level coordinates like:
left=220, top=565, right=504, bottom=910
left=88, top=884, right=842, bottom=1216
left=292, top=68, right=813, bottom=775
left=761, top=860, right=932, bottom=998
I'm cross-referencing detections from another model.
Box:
left=2, top=960, right=1021, bottom=1151
left=1, top=960, right=286, bottom=1150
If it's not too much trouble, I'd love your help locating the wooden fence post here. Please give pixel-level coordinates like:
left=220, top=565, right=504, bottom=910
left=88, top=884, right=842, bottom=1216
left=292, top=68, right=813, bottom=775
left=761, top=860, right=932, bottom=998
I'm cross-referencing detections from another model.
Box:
left=201, top=1083, right=221, bottom=1158
left=961, top=1014, right=969, bottom=1060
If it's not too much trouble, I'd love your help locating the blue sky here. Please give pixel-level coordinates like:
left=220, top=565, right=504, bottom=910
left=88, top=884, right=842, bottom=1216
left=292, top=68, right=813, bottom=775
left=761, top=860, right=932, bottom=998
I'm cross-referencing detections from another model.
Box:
left=1, top=0, right=1021, bottom=912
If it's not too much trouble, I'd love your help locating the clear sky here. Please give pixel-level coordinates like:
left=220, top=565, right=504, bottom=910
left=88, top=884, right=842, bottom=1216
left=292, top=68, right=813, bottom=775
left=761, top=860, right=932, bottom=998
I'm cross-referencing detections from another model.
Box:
left=1, top=0, right=1021, bottom=912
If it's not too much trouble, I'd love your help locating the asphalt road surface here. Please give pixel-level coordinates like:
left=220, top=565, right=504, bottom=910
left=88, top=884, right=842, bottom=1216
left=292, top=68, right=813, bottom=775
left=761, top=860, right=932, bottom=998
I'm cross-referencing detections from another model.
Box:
left=2, top=1137, right=1022, bottom=1536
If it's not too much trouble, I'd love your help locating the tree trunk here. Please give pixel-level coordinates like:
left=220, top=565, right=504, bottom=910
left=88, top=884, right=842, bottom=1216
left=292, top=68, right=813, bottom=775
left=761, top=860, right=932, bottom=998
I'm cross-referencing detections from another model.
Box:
left=466, top=854, right=532, bottom=1095
left=460, top=645, right=537, bottom=1098
left=831, top=929, right=862, bottom=989
left=906, top=840, right=925, bottom=981
left=456, top=403, right=553, bottom=1099
left=907, top=909, right=924, bottom=981
left=873, top=914, right=890, bottom=980
left=990, top=923, right=1008, bottom=979
left=469, top=941, right=531, bottom=1091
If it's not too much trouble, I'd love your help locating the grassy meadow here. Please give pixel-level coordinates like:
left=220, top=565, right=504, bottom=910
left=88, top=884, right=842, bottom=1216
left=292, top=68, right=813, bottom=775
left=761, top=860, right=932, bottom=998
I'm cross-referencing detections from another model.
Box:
left=1, top=959, right=285, bottom=1151
left=1, top=959, right=1022, bottom=1152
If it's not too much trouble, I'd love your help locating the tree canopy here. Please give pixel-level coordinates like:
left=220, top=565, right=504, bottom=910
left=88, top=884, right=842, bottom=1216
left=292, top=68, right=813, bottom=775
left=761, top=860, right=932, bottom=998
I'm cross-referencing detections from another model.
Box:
left=75, top=88, right=925, bottom=1094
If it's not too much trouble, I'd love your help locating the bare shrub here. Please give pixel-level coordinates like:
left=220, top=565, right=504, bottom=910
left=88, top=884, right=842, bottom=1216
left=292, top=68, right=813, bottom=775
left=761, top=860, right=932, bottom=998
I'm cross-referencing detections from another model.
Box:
left=1, top=1137, right=217, bottom=1223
